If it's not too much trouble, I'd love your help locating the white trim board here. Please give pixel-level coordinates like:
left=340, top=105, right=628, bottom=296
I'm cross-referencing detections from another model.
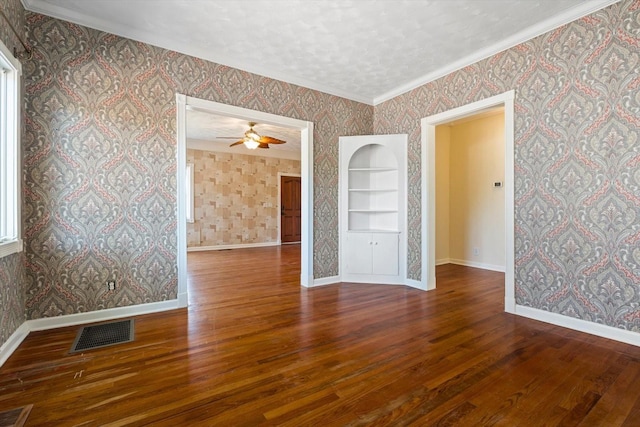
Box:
left=0, top=299, right=181, bottom=367
left=177, top=95, right=314, bottom=291
left=405, top=279, right=423, bottom=290
left=0, top=322, right=30, bottom=367
left=435, top=258, right=505, bottom=272
left=312, top=275, right=340, bottom=287
left=448, top=259, right=506, bottom=273
left=187, top=138, right=300, bottom=161
left=515, top=305, right=640, bottom=347
left=187, top=242, right=279, bottom=252
left=28, top=300, right=180, bottom=331
left=421, top=90, right=515, bottom=312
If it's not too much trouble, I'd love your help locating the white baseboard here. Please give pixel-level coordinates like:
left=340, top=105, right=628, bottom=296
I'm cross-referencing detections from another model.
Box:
left=405, top=278, right=427, bottom=290
left=312, top=276, right=427, bottom=291
left=28, top=299, right=181, bottom=332
left=435, top=258, right=451, bottom=266
left=312, top=275, right=340, bottom=287
left=515, top=305, right=640, bottom=347
left=0, top=322, right=30, bottom=367
left=177, top=292, right=188, bottom=308
left=0, top=299, right=182, bottom=367
left=448, top=258, right=506, bottom=273
left=187, top=242, right=279, bottom=252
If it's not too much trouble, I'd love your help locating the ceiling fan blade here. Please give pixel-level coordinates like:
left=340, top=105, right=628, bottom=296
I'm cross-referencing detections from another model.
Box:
left=259, top=136, right=286, bottom=144
left=258, top=143, right=270, bottom=149
left=229, top=140, right=245, bottom=147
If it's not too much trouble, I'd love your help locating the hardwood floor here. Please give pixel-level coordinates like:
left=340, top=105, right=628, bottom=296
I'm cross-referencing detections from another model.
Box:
left=2, top=245, right=640, bottom=426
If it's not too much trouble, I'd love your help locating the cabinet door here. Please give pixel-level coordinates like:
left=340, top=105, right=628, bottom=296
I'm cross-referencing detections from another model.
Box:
left=372, top=233, right=399, bottom=276
left=346, top=233, right=372, bottom=275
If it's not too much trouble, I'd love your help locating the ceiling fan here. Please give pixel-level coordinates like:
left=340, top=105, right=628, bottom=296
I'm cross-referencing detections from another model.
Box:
left=222, top=122, right=286, bottom=149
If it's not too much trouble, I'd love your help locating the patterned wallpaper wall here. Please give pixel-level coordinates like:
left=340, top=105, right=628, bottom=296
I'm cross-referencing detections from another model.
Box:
left=23, top=13, right=372, bottom=319
left=375, top=0, right=640, bottom=330
left=0, top=0, right=26, bottom=350
left=0, top=0, right=24, bottom=55
left=187, top=149, right=300, bottom=247
left=3, top=0, right=636, bottom=348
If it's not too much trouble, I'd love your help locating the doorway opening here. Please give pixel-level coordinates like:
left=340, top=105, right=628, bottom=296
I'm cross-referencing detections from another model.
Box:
left=435, top=107, right=505, bottom=271
left=421, top=90, right=515, bottom=312
left=176, top=94, right=315, bottom=307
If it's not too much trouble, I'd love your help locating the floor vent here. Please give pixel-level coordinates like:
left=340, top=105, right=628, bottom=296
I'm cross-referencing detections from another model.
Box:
left=0, top=404, right=32, bottom=427
left=70, top=319, right=135, bottom=353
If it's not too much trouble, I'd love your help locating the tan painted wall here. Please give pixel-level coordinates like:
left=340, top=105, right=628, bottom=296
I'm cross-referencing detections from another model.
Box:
left=187, top=149, right=301, bottom=248
left=448, top=112, right=505, bottom=269
left=435, top=126, right=450, bottom=263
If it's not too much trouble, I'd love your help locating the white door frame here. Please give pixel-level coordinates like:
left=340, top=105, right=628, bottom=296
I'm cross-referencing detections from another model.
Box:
left=277, top=172, right=302, bottom=245
left=176, top=94, right=315, bottom=306
left=421, top=90, right=515, bottom=313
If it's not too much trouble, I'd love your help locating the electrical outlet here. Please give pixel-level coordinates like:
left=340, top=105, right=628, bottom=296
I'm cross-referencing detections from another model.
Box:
left=107, top=280, right=116, bottom=291
left=473, top=247, right=480, bottom=257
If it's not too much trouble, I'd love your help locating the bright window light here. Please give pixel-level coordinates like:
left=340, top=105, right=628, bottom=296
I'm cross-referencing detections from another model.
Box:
left=0, top=38, right=22, bottom=258
left=186, top=162, right=194, bottom=223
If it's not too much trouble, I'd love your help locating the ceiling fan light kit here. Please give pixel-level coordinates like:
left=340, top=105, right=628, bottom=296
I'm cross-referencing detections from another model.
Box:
left=227, top=122, right=287, bottom=150
left=244, top=138, right=260, bottom=149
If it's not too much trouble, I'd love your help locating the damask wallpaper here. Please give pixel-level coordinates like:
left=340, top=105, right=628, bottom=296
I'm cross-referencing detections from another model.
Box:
left=375, top=0, right=640, bottom=330
left=23, top=12, right=372, bottom=320
left=1, top=0, right=638, bottom=352
left=186, top=149, right=300, bottom=247
left=0, top=0, right=23, bottom=55
left=0, top=0, right=26, bottom=351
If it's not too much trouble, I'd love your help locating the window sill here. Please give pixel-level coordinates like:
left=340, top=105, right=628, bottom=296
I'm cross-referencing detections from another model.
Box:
left=0, top=239, right=23, bottom=258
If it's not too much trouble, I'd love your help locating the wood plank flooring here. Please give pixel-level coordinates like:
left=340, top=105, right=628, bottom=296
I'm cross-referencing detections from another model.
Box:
left=2, top=244, right=640, bottom=425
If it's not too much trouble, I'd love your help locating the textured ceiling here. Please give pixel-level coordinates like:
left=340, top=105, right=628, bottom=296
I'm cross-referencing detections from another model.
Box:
left=187, top=110, right=301, bottom=153
left=23, top=0, right=618, bottom=104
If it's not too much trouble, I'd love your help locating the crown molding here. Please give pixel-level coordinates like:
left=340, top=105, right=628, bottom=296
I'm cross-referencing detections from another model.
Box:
left=373, top=0, right=621, bottom=105
left=21, top=0, right=372, bottom=105
left=23, top=0, right=620, bottom=107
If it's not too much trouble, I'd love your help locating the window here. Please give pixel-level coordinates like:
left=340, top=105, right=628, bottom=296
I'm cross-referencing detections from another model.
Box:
left=0, top=39, right=22, bottom=258
left=186, top=162, right=194, bottom=223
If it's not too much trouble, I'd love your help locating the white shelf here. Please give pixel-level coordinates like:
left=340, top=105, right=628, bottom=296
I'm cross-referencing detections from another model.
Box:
left=348, top=209, right=398, bottom=213
left=349, top=189, right=397, bottom=192
left=348, top=229, right=400, bottom=233
left=345, top=144, right=400, bottom=232
left=349, top=167, right=396, bottom=172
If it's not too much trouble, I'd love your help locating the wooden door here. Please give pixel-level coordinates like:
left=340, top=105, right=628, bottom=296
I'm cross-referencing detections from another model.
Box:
left=281, top=176, right=301, bottom=243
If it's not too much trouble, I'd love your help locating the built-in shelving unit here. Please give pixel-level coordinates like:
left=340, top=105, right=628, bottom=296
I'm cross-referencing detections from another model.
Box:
left=347, top=145, right=399, bottom=233
left=339, top=134, right=407, bottom=285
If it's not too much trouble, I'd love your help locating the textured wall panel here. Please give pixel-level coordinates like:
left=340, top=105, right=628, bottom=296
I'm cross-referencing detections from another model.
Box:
left=186, top=149, right=300, bottom=247
left=23, top=13, right=372, bottom=318
left=374, top=0, right=640, bottom=330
